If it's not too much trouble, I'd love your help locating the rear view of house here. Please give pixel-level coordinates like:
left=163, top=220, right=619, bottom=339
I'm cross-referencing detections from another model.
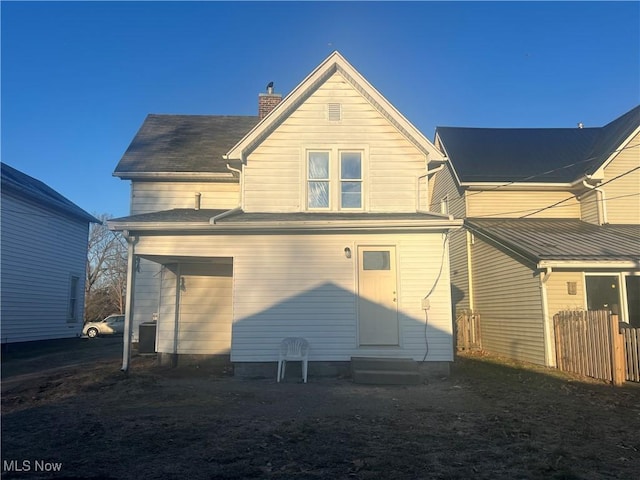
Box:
left=109, top=52, right=463, bottom=376
left=431, top=106, right=640, bottom=366
left=1, top=162, right=99, bottom=344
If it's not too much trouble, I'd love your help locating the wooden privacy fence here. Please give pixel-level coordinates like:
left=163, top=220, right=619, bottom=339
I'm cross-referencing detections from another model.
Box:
left=456, top=311, right=481, bottom=351
left=553, top=310, right=640, bottom=385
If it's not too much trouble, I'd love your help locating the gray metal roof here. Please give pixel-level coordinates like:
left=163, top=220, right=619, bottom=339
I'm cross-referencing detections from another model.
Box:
left=113, top=115, right=259, bottom=177
left=437, top=105, right=640, bottom=183
left=1, top=162, right=99, bottom=223
left=465, top=218, right=640, bottom=264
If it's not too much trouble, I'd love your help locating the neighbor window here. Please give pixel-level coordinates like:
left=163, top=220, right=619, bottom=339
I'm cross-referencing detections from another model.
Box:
left=307, top=149, right=364, bottom=211
left=68, top=275, right=79, bottom=322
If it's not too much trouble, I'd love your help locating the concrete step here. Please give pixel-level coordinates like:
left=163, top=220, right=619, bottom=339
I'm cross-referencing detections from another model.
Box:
left=352, top=369, right=421, bottom=385
left=351, top=357, right=421, bottom=385
left=351, top=356, right=418, bottom=373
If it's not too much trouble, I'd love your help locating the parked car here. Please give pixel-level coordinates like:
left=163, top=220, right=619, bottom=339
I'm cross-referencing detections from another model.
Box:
left=83, top=314, right=125, bottom=338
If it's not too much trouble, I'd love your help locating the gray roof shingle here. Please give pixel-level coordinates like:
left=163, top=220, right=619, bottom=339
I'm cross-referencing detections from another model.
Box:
left=1, top=162, right=99, bottom=223
left=465, top=218, right=640, bottom=264
left=437, top=105, right=640, bottom=183
left=114, top=115, right=259, bottom=177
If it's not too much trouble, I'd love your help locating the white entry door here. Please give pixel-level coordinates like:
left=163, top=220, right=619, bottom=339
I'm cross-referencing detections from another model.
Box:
left=357, top=246, right=398, bottom=346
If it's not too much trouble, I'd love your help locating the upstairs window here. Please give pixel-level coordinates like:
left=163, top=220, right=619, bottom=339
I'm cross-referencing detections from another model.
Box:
left=308, top=151, right=330, bottom=209
left=340, top=152, right=362, bottom=209
left=307, top=149, right=364, bottom=211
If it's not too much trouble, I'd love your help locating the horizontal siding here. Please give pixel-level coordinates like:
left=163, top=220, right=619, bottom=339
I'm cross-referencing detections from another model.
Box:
left=243, top=72, right=427, bottom=214
left=579, top=190, right=600, bottom=225
left=449, top=229, right=471, bottom=313
left=471, top=236, right=546, bottom=365
left=429, top=164, right=466, bottom=218
left=602, top=131, right=640, bottom=224
left=546, top=271, right=586, bottom=318
left=1, top=193, right=88, bottom=342
left=466, top=190, right=580, bottom=219
left=129, top=259, right=162, bottom=342
left=131, top=181, right=240, bottom=214
left=135, top=231, right=453, bottom=362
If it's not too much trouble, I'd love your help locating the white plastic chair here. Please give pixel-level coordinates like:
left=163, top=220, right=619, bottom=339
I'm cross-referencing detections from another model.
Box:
left=277, top=337, right=309, bottom=383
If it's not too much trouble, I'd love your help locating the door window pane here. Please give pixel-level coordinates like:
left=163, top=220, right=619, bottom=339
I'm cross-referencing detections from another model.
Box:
left=363, top=251, right=390, bottom=270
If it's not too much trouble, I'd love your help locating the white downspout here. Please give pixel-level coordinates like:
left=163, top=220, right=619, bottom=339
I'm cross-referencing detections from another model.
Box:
left=540, top=266, right=556, bottom=367
left=121, top=231, right=137, bottom=372
left=226, top=161, right=243, bottom=208
left=582, top=178, right=608, bottom=225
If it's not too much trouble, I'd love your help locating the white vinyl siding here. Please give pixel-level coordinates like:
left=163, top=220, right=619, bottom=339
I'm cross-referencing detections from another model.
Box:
left=466, top=190, right=580, bottom=219
left=471, top=236, right=546, bottom=365
left=156, top=264, right=233, bottom=355
left=601, top=131, right=640, bottom=224
left=135, top=231, right=453, bottom=363
left=129, top=259, right=162, bottom=342
left=243, top=72, right=427, bottom=213
left=546, top=271, right=586, bottom=318
left=131, top=181, right=240, bottom=214
left=1, top=193, right=88, bottom=343
left=579, top=190, right=601, bottom=225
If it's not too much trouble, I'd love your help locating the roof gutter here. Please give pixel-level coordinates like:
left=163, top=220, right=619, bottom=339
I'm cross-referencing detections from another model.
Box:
left=110, top=218, right=464, bottom=233
left=537, top=260, right=639, bottom=270
left=113, top=172, right=237, bottom=181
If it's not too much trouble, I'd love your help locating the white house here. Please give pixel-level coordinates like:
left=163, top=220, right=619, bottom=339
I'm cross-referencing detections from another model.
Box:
left=109, top=52, right=463, bottom=377
left=1, top=162, right=99, bottom=344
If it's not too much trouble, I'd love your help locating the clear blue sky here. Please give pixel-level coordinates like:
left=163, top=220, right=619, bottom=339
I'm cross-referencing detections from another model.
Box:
left=2, top=1, right=639, bottom=218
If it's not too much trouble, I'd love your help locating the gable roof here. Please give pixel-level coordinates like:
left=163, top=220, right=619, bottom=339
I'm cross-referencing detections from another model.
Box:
left=113, top=115, right=259, bottom=179
left=465, top=218, right=640, bottom=268
left=1, top=162, right=99, bottom=223
left=225, top=51, right=444, bottom=162
left=436, top=105, right=640, bottom=184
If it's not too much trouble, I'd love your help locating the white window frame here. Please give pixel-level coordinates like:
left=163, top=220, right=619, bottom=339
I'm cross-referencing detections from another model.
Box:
left=305, top=147, right=366, bottom=212
left=68, top=274, right=80, bottom=323
left=582, top=272, right=629, bottom=323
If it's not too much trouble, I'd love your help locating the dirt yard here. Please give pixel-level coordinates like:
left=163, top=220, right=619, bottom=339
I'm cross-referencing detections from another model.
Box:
left=2, top=347, right=639, bottom=480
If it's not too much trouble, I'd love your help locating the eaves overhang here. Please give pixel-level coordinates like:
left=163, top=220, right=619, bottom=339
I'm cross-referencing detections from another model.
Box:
left=113, top=171, right=237, bottom=181
left=108, top=218, right=464, bottom=234
left=537, top=260, right=640, bottom=270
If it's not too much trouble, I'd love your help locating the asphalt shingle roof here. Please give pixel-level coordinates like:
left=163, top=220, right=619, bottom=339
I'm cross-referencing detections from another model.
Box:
left=114, top=115, right=259, bottom=176
left=1, top=162, right=99, bottom=223
left=465, top=218, right=640, bottom=263
left=437, top=105, right=640, bottom=183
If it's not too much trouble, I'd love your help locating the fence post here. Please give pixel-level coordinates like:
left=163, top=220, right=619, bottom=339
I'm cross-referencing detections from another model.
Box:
left=610, top=315, right=625, bottom=386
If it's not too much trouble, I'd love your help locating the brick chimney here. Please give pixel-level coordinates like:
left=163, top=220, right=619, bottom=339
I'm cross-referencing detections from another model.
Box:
left=258, top=82, right=282, bottom=119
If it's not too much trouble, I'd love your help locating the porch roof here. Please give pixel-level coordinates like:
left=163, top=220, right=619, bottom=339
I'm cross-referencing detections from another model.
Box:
left=465, top=218, right=640, bottom=268
left=108, top=208, right=463, bottom=232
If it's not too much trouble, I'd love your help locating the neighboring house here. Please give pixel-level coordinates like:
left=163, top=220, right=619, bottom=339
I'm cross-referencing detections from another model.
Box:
left=1, top=162, right=99, bottom=344
left=429, top=106, right=640, bottom=366
left=109, top=51, right=463, bottom=375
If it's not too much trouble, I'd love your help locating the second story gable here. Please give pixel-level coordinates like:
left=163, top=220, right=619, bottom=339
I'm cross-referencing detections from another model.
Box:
left=431, top=105, right=640, bottom=224
left=227, top=52, right=445, bottom=215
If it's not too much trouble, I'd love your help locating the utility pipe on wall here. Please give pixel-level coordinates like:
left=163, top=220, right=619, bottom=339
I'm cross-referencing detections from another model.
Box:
left=121, top=231, right=137, bottom=373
